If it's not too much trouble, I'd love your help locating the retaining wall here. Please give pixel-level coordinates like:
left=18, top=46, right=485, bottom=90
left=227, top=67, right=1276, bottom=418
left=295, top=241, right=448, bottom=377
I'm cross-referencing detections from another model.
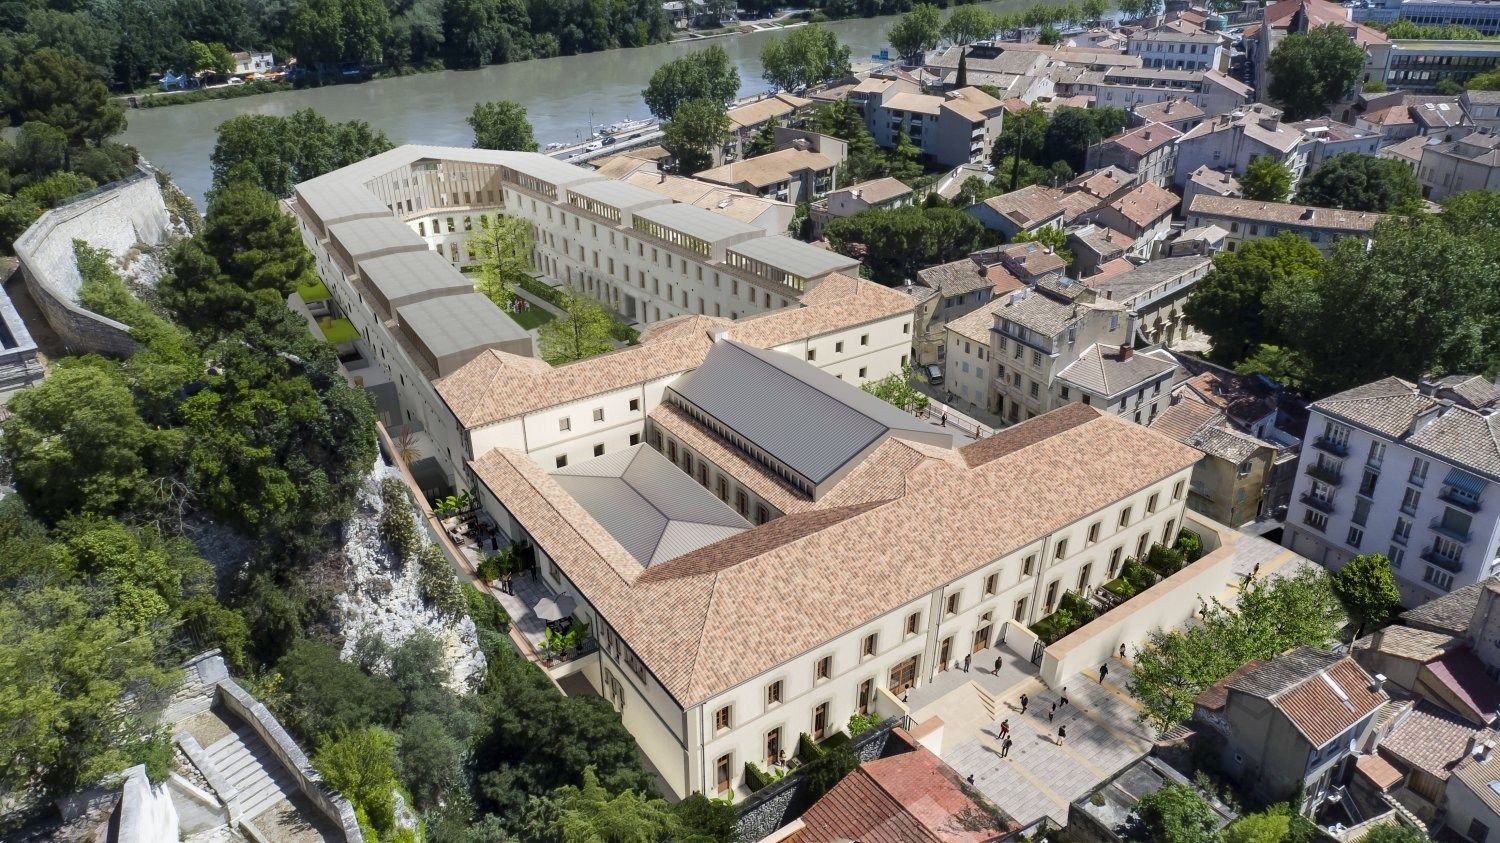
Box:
left=12, top=169, right=172, bottom=356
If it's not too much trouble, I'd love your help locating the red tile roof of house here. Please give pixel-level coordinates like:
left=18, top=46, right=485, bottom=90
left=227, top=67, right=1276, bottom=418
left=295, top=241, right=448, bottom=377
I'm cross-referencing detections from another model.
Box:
left=1274, top=659, right=1387, bottom=747
left=794, top=732, right=1014, bottom=842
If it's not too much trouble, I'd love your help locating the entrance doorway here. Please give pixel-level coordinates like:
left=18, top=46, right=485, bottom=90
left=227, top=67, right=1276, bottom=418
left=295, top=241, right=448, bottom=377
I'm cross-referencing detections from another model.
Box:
left=889, top=655, right=918, bottom=694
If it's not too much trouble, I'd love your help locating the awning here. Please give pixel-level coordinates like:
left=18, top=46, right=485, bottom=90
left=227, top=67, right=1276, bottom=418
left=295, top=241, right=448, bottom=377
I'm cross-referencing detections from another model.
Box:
left=1444, top=467, right=1488, bottom=498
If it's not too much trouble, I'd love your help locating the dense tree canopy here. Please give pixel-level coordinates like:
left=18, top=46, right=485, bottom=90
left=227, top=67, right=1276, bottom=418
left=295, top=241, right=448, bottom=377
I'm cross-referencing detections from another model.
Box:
left=1241, top=155, right=1293, bottom=203
left=1294, top=152, right=1422, bottom=213
left=469, top=100, right=539, bottom=151
left=826, top=204, right=990, bottom=283
left=642, top=45, right=741, bottom=121
left=1134, top=785, right=1221, bottom=843
left=942, top=4, right=998, bottom=44
left=1185, top=233, right=1324, bottom=367
left=662, top=97, right=730, bottom=176
left=3, top=49, right=125, bottom=149
left=210, top=109, right=393, bottom=196
left=761, top=24, right=851, bottom=92
left=888, top=4, right=942, bottom=62
left=1267, top=26, right=1368, bottom=120
left=1331, top=554, right=1401, bottom=638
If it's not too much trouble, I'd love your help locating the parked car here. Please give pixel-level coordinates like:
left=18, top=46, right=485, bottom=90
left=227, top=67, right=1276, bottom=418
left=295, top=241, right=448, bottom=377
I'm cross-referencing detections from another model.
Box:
left=925, top=364, right=944, bottom=385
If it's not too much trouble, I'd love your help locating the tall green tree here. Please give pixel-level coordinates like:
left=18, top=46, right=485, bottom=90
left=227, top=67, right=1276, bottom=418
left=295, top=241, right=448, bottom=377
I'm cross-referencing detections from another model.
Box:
left=314, top=727, right=403, bottom=840
left=201, top=175, right=318, bottom=298
left=642, top=45, right=741, bottom=121
left=942, top=4, right=998, bottom=45
left=745, top=116, right=780, bottom=158
left=1081, top=0, right=1109, bottom=25
left=1331, top=554, right=1401, bottom=639
left=1183, top=233, right=1323, bottom=366
left=472, top=215, right=535, bottom=309
left=539, top=292, right=619, bottom=364
left=826, top=204, right=988, bottom=283
left=210, top=109, right=394, bottom=197
left=1294, top=152, right=1422, bottom=213
left=889, top=4, right=942, bottom=62
left=1134, top=784, right=1221, bottom=843
left=469, top=100, right=539, bottom=151
left=1014, top=224, right=1073, bottom=265
left=760, top=24, right=851, bottom=92
left=544, top=766, right=679, bottom=841
left=1241, top=155, right=1293, bottom=202
left=993, top=103, right=1049, bottom=191
left=1267, top=25, right=1368, bottom=120
left=3, top=49, right=126, bottom=150
left=661, top=97, right=730, bottom=175
left=286, top=0, right=391, bottom=65
left=863, top=364, right=930, bottom=412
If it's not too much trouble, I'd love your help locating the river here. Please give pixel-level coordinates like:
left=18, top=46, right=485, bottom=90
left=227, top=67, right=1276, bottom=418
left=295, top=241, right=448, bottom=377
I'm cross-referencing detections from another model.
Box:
left=122, top=2, right=1045, bottom=206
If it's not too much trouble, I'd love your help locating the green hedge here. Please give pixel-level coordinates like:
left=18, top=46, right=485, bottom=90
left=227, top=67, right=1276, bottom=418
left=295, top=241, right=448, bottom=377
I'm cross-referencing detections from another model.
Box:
left=796, top=732, right=823, bottom=764
left=137, top=79, right=290, bottom=108
left=744, top=761, right=774, bottom=793
left=1122, top=557, right=1159, bottom=593
left=1177, top=529, right=1204, bottom=562
left=1146, top=543, right=1187, bottom=578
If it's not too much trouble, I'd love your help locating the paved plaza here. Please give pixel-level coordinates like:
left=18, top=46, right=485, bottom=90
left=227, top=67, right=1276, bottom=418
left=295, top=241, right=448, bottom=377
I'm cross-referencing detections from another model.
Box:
left=912, top=656, right=1156, bottom=828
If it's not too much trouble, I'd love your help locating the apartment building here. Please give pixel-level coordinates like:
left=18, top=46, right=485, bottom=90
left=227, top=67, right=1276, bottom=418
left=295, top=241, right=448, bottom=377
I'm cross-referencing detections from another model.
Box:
left=289, top=146, right=890, bottom=488
left=1354, top=0, right=1500, bottom=33
left=1086, top=123, right=1183, bottom=188
left=1126, top=28, right=1226, bottom=70
left=1463, top=90, right=1500, bottom=131
left=1151, top=399, right=1278, bottom=526
left=694, top=143, right=839, bottom=205
left=472, top=347, right=1200, bottom=799
left=904, top=251, right=1020, bottom=368
left=1094, top=67, right=1253, bottom=118
left=1248, top=0, right=1390, bottom=102
left=1282, top=375, right=1500, bottom=608
left=1085, top=181, right=1181, bottom=255
left=1370, top=39, right=1500, bottom=91
left=1353, top=93, right=1473, bottom=141
left=1171, top=105, right=1313, bottom=189
left=723, top=92, right=814, bottom=162
left=1182, top=194, right=1386, bottom=252
left=1087, top=253, right=1212, bottom=347
left=1181, top=165, right=1241, bottom=209
left=1412, top=128, right=1500, bottom=199
left=809, top=176, right=913, bottom=239
left=944, top=279, right=1178, bottom=426
left=968, top=184, right=1100, bottom=239
left=1130, top=97, right=1208, bottom=132
left=848, top=75, right=1007, bottom=167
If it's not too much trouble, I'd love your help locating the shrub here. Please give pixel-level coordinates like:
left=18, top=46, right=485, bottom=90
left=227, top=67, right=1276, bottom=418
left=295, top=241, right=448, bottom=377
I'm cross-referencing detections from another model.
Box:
left=1058, top=590, right=1097, bottom=621
left=847, top=712, right=882, bottom=737
left=796, top=732, right=824, bottom=764
left=743, top=761, right=774, bottom=792
left=378, top=477, right=421, bottom=562
left=417, top=545, right=466, bottom=619
left=464, top=584, right=510, bottom=634
left=1122, top=558, right=1159, bottom=593
left=803, top=744, right=858, bottom=799
left=1176, top=529, right=1204, bottom=562
left=1146, top=543, right=1187, bottom=578
left=1102, top=577, right=1136, bottom=601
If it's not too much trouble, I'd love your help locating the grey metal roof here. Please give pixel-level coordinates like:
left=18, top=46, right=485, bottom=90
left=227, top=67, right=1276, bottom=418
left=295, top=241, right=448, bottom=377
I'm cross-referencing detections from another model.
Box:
left=360, top=250, right=474, bottom=312
left=566, top=178, right=669, bottom=211
left=668, top=340, right=954, bottom=487
left=328, top=216, right=427, bottom=262
left=726, top=236, right=858, bottom=279
left=551, top=444, right=750, bottom=567
left=397, top=292, right=529, bottom=358
left=634, top=201, right=761, bottom=243
left=496, top=150, right=602, bottom=190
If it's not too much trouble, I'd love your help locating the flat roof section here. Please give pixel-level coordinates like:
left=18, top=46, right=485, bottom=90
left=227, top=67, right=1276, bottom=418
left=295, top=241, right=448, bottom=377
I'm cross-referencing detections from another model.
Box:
left=397, top=292, right=532, bottom=377
left=634, top=201, right=762, bottom=244
left=327, top=216, right=427, bottom=263
left=727, top=236, right=859, bottom=280
left=566, top=178, right=671, bottom=213
left=669, top=340, right=954, bottom=490
left=551, top=444, right=751, bottom=567
left=359, top=249, right=474, bottom=315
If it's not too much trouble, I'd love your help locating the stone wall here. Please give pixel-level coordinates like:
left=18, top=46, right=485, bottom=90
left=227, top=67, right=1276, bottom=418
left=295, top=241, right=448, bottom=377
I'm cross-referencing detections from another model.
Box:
left=115, top=764, right=180, bottom=843
left=215, top=679, right=364, bottom=842
left=12, top=169, right=173, bottom=357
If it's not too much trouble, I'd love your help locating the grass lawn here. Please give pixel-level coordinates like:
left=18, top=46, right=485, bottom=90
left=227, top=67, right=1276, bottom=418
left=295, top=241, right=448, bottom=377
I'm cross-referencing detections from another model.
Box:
left=509, top=306, right=555, bottom=331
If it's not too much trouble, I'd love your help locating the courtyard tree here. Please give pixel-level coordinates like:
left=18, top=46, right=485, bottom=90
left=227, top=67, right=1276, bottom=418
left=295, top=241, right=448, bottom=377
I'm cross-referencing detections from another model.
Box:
left=469, top=100, right=538, bottom=151
left=942, top=4, right=996, bottom=45
left=1267, top=25, right=1367, bottom=120
left=1330, top=553, right=1402, bottom=637
left=539, top=292, right=618, bottom=364
left=662, top=97, right=730, bottom=175
left=1241, top=155, right=1293, bottom=202
left=1295, top=152, right=1422, bottom=213
left=863, top=364, right=930, bottom=413
left=1183, top=233, right=1323, bottom=367
left=472, top=215, right=534, bottom=309
left=1134, top=784, right=1221, bottom=843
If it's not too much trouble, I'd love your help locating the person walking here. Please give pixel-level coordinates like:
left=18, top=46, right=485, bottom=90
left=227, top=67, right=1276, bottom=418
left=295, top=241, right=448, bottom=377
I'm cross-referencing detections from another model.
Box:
left=1059, top=688, right=1069, bottom=707
left=994, top=654, right=1003, bottom=673
left=999, top=719, right=1010, bottom=738
left=963, top=654, right=972, bottom=673
left=1048, top=703, right=1055, bottom=723
left=1001, top=736, right=1013, bottom=758
left=1119, top=643, right=1127, bottom=659
left=1099, top=663, right=1109, bottom=683
left=1019, top=693, right=1029, bottom=714
left=1057, top=725, right=1067, bottom=746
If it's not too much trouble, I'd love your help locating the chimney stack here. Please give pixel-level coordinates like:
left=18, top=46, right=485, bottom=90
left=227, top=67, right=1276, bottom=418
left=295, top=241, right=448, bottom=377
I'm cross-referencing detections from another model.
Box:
left=1120, top=343, right=1134, bottom=360
left=1369, top=673, right=1386, bottom=694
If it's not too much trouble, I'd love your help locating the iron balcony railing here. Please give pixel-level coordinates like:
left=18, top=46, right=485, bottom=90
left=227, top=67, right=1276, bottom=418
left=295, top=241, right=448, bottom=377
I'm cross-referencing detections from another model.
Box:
left=1300, top=492, right=1336, bottom=515
left=1312, top=435, right=1350, bottom=457
left=1439, top=485, right=1483, bottom=513
left=1306, top=461, right=1344, bottom=486
left=1421, top=546, right=1465, bottom=574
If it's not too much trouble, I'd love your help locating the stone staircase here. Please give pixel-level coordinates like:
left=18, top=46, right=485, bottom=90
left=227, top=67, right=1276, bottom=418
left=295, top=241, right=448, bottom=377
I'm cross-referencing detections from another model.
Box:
left=203, top=720, right=299, bottom=822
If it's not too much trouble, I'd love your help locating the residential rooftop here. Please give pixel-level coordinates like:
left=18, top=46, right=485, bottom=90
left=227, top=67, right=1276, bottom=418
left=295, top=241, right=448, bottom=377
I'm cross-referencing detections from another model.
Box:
left=1184, top=194, right=1388, bottom=233
left=694, top=147, right=836, bottom=190
left=1311, top=376, right=1500, bottom=480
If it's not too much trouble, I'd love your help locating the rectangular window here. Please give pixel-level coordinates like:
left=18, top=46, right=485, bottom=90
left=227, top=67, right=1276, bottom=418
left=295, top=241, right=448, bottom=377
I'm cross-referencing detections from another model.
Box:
left=1055, top=538, right=1068, bottom=559
left=905, top=611, right=921, bottom=636
left=715, top=754, right=732, bottom=794
left=1304, top=509, right=1329, bottom=532
left=593, top=408, right=604, bottom=422
left=1347, top=526, right=1364, bottom=548
left=1023, top=554, right=1037, bottom=576
left=714, top=705, right=732, bottom=732
left=946, top=592, right=960, bottom=615
left=1389, top=545, right=1405, bottom=569
left=1013, top=596, right=1028, bottom=621
left=1119, top=506, right=1133, bottom=527
left=1401, top=487, right=1421, bottom=515
left=766, top=728, right=782, bottom=766
left=593, top=443, right=605, bottom=457
left=862, top=633, right=877, bottom=657
left=815, top=655, right=831, bottom=681
left=835, top=341, right=844, bottom=352
left=629, top=433, right=641, bottom=446
left=1044, top=580, right=1060, bottom=613
left=1109, top=546, right=1123, bottom=578
left=555, top=455, right=568, bottom=468
left=1394, top=517, right=1412, bottom=544
left=559, top=417, right=571, bottom=432
left=857, top=678, right=874, bottom=715
left=1078, top=563, right=1093, bottom=592
left=984, top=572, right=998, bottom=596
left=1410, top=457, right=1430, bottom=487
left=1087, top=522, right=1101, bottom=544
left=1147, top=492, right=1159, bottom=514
left=629, top=398, right=640, bottom=412
left=812, top=703, right=829, bottom=739
left=1423, top=565, right=1454, bottom=591
left=1367, top=440, right=1386, bottom=469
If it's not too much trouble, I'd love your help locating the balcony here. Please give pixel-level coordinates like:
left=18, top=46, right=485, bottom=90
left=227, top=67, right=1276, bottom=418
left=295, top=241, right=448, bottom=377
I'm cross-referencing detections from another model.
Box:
left=1300, top=492, right=1336, bottom=515
left=1421, top=546, right=1465, bottom=574
left=1312, top=435, right=1350, bottom=457
left=1439, top=485, right=1484, bottom=513
left=1430, top=517, right=1473, bottom=544
left=1306, top=461, right=1344, bottom=486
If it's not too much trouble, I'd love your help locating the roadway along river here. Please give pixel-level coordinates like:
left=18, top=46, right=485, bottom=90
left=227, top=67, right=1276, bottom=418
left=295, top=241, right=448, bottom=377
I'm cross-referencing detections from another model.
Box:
left=122, top=2, right=1042, bottom=206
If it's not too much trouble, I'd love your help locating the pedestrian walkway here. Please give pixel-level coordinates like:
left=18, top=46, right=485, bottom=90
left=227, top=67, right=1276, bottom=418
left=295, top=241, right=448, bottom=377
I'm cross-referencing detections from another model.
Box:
left=933, top=657, right=1156, bottom=828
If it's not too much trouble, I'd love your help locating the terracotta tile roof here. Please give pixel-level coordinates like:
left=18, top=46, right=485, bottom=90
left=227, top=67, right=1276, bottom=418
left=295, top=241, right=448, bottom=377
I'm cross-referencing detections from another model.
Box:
left=437, top=273, right=913, bottom=429
left=1381, top=701, right=1485, bottom=780
left=471, top=403, right=1200, bottom=704
left=1272, top=658, right=1388, bottom=747
left=917, top=257, right=995, bottom=298
left=1104, top=182, right=1180, bottom=230
left=1185, top=195, right=1387, bottom=233
left=1056, top=344, right=1177, bottom=398
left=1426, top=648, right=1500, bottom=725
left=1177, top=371, right=1278, bottom=429
left=795, top=732, right=1013, bottom=843
left=980, top=185, right=1073, bottom=228
left=1451, top=743, right=1500, bottom=815
left=1355, top=754, right=1404, bottom=791
left=1314, top=377, right=1500, bottom=478
left=834, top=176, right=913, bottom=206
left=1402, top=577, right=1495, bottom=635
left=1151, top=398, right=1225, bottom=441
left=1362, top=105, right=1415, bottom=127
left=726, top=92, right=812, bottom=130
left=1197, top=660, right=1268, bottom=711
left=695, top=148, right=835, bottom=190
left=1262, top=0, right=1388, bottom=44
left=946, top=300, right=1002, bottom=344
left=1132, top=98, right=1205, bottom=125
left=1103, top=123, right=1183, bottom=157
left=1066, top=167, right=1135, bottom=202
left=1369, top=625, right=1454, bottom=661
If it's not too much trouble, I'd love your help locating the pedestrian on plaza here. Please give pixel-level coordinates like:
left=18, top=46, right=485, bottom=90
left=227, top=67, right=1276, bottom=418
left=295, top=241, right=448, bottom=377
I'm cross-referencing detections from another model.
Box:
left=963, top=654, right=972, bottom=672
left=1059, top=688, right=1069, bottom=707
left=967, top=774, right=975, bottom=785
left=995, top=654, right=1003, bottom=673
left=1119, top=643, right=1127, bottom=659
left=1057, top=725, right=1067, bottom=746
left=1001, top=737, right=1013, bottom=757
left=999, top=719, right=1010, bottom=738
left=1099, top=663, right=1109, bottom=683
left=1019, top=693, right=1029, bottom=714
left=1048, top=703, right=1055, bottom=723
